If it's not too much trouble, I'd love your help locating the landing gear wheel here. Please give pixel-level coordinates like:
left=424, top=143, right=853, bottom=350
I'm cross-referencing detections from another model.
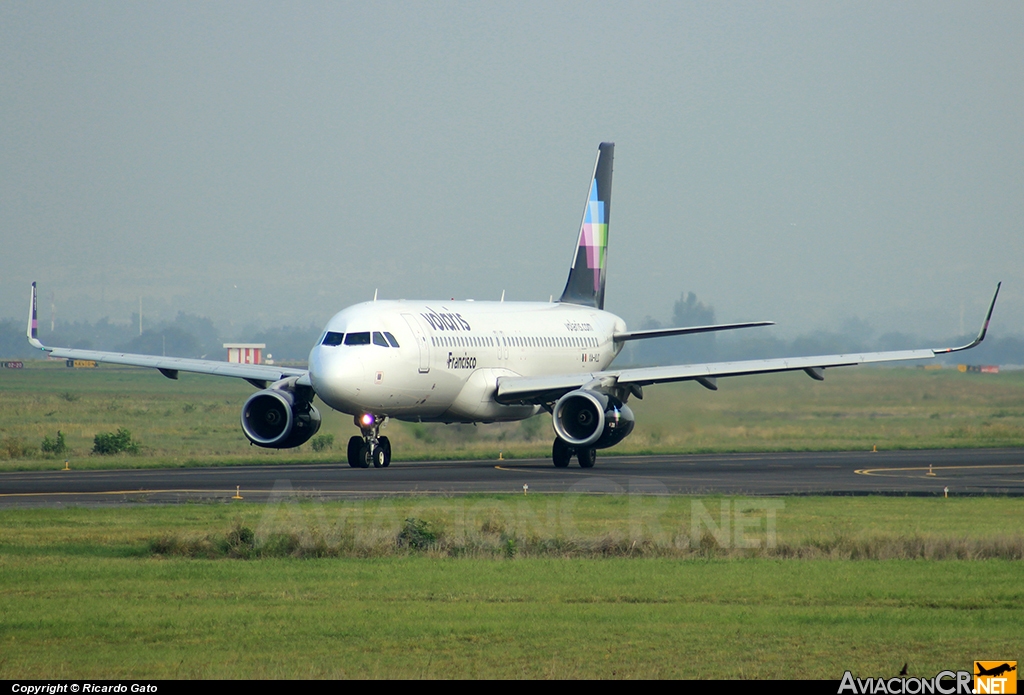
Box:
left=577, top=447, right=596, bottom=469
left=360, top=443, right=373, bottom=468
left=372, top=443, right=386, bottom=468
left=350, top=415, right=391, bottom=470
left=552, top=438, right=572, bottom=468
left=354, top=442, right=374, bottom=470
left=347, top=436, right=363, bottom=468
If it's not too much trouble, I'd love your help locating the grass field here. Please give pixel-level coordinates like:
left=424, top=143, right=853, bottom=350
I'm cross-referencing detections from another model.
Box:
left=2, top=361, right=1024, bottom=470
left=1, top=496, right=1022, bottom=678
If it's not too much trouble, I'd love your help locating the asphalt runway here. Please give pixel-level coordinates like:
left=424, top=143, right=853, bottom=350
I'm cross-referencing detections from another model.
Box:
left=1, top=448, right=1023, bottom=507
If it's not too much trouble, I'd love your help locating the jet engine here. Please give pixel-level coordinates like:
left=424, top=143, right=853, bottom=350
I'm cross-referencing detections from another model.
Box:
left=241, top=379, right=321, bottom=449
left=551, top=389, right=635, bottom=449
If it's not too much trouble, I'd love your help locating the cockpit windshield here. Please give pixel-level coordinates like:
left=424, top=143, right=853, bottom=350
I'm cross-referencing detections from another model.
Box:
left=321, top=330, right=399, bottom=347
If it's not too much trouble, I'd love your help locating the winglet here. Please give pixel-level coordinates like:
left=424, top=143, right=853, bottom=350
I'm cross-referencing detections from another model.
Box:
left=27, top=282, right=46, bottom=350
left=933, top=282, right=1001, bottom=355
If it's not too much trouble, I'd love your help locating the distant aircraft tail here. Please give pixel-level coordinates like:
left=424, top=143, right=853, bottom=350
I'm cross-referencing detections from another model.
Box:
left=27, top=282, right=44, bottom=350
left=559, top=142, right=613, bottom=310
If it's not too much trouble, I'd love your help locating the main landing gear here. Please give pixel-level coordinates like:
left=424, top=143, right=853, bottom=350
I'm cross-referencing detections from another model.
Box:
left=347, top=413, right=391, bottom=468
left=552, top=437, right=596, bottom=469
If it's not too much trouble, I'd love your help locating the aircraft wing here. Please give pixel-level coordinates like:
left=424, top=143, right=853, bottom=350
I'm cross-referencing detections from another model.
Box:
left=496, top=283, right=1000, bottom=406
left=27, top=284, right=307, bottom=388
left=36, top=346, right=306, bottom=386
left=613, top=320, right=774, bottom=342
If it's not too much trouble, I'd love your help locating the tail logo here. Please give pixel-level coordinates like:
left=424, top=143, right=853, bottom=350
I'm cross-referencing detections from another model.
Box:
left=581, top=179, right=608, bottom=293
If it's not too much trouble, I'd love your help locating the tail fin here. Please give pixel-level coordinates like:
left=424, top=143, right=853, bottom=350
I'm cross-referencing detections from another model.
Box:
left=559, top=142, right=613, bottom=309
left=28, top=282, right=44, bottom=349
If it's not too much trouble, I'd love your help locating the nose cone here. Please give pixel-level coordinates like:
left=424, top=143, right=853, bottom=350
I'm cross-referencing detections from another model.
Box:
left=309, top=345, right=365, bottom=412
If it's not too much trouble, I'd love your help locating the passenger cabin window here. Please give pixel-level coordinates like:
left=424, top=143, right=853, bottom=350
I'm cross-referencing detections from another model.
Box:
left=344, top=332, right=371, bottom=346
left=322, top=332, right=345, bottom=346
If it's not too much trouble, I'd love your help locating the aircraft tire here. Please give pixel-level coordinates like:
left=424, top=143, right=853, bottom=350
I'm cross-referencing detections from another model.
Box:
left=379, top=436, right=392, bottom=467
left=358, top=443, right=373, bottom=468
left=347, top=436, right=362, bottom=468
left=577, top=447, right=596, bottom=468
left=372, top=443, right=386, bottom=468
left=552, top=438, right=572, bottom=468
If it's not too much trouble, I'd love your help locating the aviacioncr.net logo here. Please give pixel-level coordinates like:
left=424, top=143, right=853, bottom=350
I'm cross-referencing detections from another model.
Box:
left=838, top=670, right=973, bottom=694
left=974, top=661, right=1017, bottom=694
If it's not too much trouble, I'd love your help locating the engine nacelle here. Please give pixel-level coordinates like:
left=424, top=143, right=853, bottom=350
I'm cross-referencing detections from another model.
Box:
left=552, top=389, right=635, bottom=449
left=241, top=386, right=321, bottom=449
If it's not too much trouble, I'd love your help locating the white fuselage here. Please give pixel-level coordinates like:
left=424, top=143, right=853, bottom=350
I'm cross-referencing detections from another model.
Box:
left=308, top=300, right=626, bottom=423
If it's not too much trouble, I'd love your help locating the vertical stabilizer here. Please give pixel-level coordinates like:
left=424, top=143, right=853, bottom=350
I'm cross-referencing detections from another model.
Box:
left=28, top=282, right=44, bottom=349
left=559, top=142, right=613, bottom=309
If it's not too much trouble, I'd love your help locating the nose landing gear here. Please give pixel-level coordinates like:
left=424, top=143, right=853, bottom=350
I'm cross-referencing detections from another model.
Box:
left=347, top=414, right=391, bottom=468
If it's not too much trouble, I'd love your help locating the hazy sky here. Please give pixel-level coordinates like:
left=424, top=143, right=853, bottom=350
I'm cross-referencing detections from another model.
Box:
left=2, top=2, right=1021, bottom=340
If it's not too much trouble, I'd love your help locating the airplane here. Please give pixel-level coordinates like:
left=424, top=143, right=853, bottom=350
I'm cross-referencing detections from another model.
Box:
left=975, top=663, right=1016, bottom=678
left=28, top=143, right=1001, bottom=469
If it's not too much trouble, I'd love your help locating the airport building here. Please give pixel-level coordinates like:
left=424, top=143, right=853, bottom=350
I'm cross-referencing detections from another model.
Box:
left=223, top=343, right=265, bottom=365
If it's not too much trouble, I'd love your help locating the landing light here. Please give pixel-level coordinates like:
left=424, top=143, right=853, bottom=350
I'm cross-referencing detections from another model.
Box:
left=359, top=413, right=376, bottom=428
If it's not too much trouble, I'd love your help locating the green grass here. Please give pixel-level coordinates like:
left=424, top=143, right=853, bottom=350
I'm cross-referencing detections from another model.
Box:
left=3, top=557, right=1019, bottom=678
left=3, top=495, right=1022, bottom=558
left=3, top=362, right=1024, bottom=471
left=1, top=496, right=1021, bottom=678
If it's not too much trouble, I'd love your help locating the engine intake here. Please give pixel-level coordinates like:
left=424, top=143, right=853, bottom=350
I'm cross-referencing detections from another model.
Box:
left=241, top=385, right=321, bottom=449
left=552, top=389, right=635, bottom=449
